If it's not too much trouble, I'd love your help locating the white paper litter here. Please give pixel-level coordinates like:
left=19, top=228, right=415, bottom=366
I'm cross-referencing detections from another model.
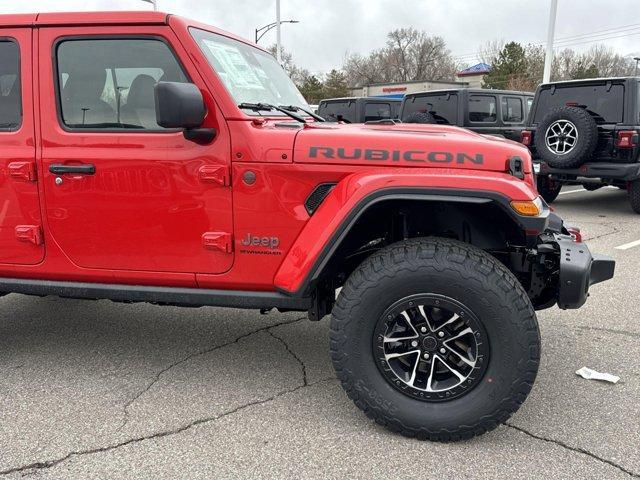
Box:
left=575, top=367, right=620, bottom=384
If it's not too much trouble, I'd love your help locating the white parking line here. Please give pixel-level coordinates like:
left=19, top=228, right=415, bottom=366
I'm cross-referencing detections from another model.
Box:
left=559, top=188, right=586, bottom=195
left=615, top=239, right=640, bottom=251
left=558, top=186, right=618, bottom=196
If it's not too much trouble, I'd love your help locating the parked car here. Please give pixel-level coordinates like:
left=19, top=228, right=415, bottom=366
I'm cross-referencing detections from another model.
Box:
left=400, top=88, right=534, bottom=142
left=0, top=11, right=614, bottom=442
left=521, top=77, right=640, bottom=212
left=317, top=97, right=401, bottom=123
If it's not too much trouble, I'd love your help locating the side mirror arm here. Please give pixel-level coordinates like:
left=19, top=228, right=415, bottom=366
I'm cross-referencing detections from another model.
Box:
left=184, top=127, right=217, bottom=145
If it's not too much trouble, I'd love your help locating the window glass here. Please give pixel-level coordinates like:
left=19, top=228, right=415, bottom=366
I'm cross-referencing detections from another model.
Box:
left=190, top=28, right=308, bottom=113
left=501, top=97, right=523, bottom=123
left=364, top=102, right=392, bottom=122
left=469, top=95, right=497, bottom=123
left=56, top=38, right=188, bottom=130
left=533, top=84, right=624, bottom=124
left=401, top=93, right=458, bottom=124
left=0, top=41, right=21, bottom=130
left=318, top=100, right=357, bottom=122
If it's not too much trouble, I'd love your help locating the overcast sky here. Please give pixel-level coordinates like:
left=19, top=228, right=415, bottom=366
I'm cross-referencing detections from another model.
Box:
left=5, top=1, right=640, bottom=74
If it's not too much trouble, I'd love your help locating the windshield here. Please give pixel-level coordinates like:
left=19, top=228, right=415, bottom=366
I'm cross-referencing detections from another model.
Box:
left=190, top=27, right=308, bottom=114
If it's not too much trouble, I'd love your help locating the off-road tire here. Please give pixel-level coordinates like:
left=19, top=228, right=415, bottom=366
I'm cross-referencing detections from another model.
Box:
left=629, top=180, right=640, bottom=214
left=404, top=112, right=436, bottom=124
left=537, top=175, right=563, bottom=203
left=534, top=106, right=598, bottom=168
left=330, top=237, right=540, bottom=441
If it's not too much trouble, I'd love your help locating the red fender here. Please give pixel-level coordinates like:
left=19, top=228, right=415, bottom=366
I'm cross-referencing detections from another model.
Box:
left=273, top=168, right=538, bottom=294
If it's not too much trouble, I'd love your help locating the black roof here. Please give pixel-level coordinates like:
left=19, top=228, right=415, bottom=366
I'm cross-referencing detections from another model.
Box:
left=539, top=76, right=637, bottom=87
left=320, top=96, right=402, bottom=103
left=404, top=88, right=534, bottom=97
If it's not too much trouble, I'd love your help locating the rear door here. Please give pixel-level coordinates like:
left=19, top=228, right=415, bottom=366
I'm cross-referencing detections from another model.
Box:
left=467, top=93, right=499, bottom=135
left=37, top=25, right=233, bottom=275
left=0, top=28, right=44, bottom=265
left=500, top=95, right=525, bottom=141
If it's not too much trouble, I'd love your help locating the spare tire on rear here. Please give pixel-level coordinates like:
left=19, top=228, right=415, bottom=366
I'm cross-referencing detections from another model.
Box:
left=404, top=112, right=436, bottom=124
left=534, top=106, right=598, bottom=168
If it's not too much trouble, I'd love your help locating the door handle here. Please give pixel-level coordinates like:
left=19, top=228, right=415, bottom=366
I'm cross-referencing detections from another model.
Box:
left=49, top=164, right=96, bottom=175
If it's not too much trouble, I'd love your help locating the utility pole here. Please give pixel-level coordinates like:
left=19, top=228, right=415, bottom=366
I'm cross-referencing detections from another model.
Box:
left=543, top=0, right=558, bottom=83
left=276, top=0, right=282, bottom=64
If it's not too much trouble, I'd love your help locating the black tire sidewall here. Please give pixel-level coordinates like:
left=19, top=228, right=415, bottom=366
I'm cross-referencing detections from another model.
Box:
left=334, top=240, right=539, bottom=433
left=629, top=180, right=640, bottom=214
left=534, top=106, right=597, bottom=168
left=536, top=175, right=562, bottom=203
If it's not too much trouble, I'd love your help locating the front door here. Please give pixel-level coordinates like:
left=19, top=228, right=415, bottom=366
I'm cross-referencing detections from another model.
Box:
left=38, top=26, right=233, bottom=274
left=0, top=28, right=44, bottom=265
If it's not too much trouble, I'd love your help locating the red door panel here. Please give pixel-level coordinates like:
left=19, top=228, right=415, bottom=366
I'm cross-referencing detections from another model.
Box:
left=38, top=26, right=233, bottom=274
left=0, top=28, right=44, bottom=265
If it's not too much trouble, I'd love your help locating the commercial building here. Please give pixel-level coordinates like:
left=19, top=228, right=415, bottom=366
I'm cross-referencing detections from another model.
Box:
left=349, top=63, right=491, bottom=98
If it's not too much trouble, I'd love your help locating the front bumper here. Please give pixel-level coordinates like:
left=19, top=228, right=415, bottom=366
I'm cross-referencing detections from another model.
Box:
left=556, top=237, right=615, bottom=309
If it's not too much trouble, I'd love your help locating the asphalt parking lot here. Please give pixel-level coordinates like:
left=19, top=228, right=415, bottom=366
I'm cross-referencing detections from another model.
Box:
left=0, top=186, right=639, bottom=479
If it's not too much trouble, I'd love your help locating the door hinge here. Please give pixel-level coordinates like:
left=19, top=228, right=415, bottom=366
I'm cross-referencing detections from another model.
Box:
left=15, top=225, right=43, bottom=246
left=198, top=165, right=229, bottom=186
left=8, top=162, right=37, bottom=182
left=202, top=232, right=233, bottom=253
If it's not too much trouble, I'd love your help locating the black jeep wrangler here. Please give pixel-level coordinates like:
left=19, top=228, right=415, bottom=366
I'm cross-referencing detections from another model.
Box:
left=317, top=97, right=401, bottom=123
left=400, top=88, right=534, bottom=142
left=522, top=77, right=640, bottom=212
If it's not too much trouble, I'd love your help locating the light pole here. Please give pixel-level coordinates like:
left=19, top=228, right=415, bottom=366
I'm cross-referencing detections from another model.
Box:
left=635, top=57, right=640, bottom=76
left=276, top=0, right=282, bottom=64
left=543, top=0, right=558, bottom=83
left=139, top=0, right=157, bottom=10
left=255, top=18, right=299, bottom=61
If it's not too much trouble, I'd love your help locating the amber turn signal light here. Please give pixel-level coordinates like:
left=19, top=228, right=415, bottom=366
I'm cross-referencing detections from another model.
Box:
left=510, top=198, right=542, bottom=216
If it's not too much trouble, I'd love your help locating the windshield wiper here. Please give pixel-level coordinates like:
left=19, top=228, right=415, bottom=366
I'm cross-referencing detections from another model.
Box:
left=279, top=105, right=326, bottom=122
left=238, top=102, right=306, bottom=123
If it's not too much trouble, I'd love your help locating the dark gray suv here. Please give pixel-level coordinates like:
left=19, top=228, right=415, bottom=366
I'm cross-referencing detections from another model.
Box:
left=400, top=88, right=534, bottom=142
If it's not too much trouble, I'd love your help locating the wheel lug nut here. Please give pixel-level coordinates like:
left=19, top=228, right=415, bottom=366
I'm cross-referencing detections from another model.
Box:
left=439, top=348, right=446, bottom=354
left=420, top=326, right=427, bottom=333
left=423, top=353, right=429, bottom=359
left=438, top=331, right=445, bottom=338
left=411, top=341, right=418, bottom=347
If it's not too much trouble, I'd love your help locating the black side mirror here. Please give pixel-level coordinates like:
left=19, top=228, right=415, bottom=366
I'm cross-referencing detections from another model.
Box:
left=155, top=82, right=215, bottom=143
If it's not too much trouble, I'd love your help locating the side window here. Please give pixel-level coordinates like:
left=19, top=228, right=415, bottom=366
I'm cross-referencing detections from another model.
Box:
left=469, top=95, right=496, bottom=123
left=55, top=38, right=189, bottom=130
left=501, top=96, right=523, bottom=123
left=0, top=40, right=21, bottom=130
left=364, top=102, right=392, bottom=122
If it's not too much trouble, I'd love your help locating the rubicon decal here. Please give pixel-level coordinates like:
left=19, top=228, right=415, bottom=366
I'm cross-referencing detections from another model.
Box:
left=309, top=146, right=484, bottom=164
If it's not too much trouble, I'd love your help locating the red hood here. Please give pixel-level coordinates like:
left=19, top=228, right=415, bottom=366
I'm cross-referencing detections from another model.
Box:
left=293, top=122, right=532, bottom=174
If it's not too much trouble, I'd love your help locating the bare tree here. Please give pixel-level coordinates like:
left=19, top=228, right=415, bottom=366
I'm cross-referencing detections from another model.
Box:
left=344, top=28, right=458, bottom=86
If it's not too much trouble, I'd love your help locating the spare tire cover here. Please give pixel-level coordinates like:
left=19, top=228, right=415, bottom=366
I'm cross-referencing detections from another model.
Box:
left=534, top=106, right=598, bottom=168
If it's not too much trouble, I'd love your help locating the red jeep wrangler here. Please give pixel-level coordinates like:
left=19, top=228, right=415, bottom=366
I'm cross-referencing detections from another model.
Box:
left=0, top=12, right=614, bottom=441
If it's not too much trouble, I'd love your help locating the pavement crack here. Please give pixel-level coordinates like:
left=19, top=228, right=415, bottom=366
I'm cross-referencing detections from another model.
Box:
left=116, top=316, right=307, bottom=432
left=582, top=225, right=621, bottom=242
left=266, top=328, right=308, bottom=386
left=0, top=377, right=336, bottom=477
left=577, top=325, right=640, bottom=340
left=504, top=422, right=639, bottom=478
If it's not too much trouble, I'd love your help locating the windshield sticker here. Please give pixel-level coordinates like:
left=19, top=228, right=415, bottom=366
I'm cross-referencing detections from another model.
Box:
left=202, top=40, right=263, bottom=91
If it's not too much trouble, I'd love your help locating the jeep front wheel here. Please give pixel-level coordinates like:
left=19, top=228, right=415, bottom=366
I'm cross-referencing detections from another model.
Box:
left=330, top=237, right=540, bottom=441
